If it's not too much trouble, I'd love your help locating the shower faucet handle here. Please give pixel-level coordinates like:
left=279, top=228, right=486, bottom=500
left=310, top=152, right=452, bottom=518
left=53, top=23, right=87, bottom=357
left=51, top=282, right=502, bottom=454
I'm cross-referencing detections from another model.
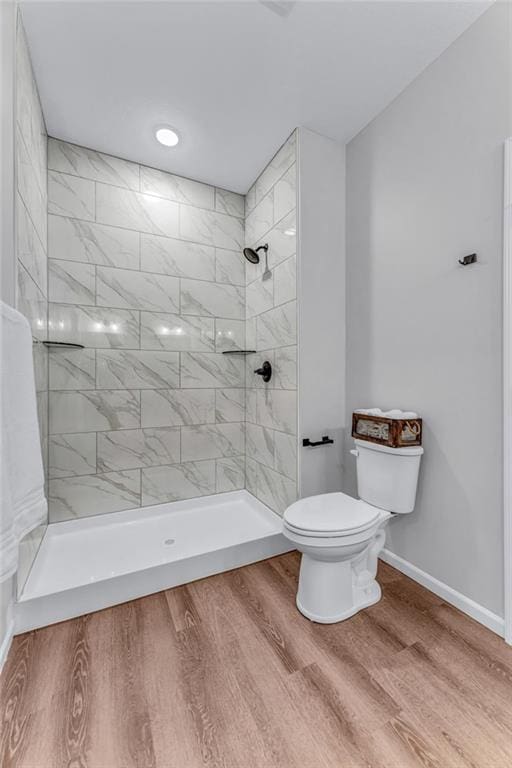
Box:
left=254, top=361, right=272, bottom=383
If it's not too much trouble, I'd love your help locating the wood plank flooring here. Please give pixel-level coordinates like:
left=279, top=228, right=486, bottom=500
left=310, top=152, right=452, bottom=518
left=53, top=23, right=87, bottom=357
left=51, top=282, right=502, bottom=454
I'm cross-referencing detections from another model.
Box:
left=2, top=552, right=512, bottom=768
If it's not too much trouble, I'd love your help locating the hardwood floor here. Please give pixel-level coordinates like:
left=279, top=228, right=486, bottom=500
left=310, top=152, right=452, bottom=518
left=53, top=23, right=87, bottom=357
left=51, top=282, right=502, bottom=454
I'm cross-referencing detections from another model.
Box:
left=2, top=552, right=512, bottom=768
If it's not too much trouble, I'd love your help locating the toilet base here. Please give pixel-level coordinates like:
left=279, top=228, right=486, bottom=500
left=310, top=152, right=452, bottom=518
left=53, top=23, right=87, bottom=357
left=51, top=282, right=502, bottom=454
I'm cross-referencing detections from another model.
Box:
left=293, top=525, right=388, bottom=624
left=296, top=580, right=381, bottom=623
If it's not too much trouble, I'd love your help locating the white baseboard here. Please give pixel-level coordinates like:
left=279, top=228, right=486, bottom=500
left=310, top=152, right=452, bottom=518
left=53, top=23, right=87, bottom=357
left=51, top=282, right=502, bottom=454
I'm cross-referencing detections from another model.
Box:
left=380, top=548, right=505, bottom=639
left=0, top=620, right=14, bottom=675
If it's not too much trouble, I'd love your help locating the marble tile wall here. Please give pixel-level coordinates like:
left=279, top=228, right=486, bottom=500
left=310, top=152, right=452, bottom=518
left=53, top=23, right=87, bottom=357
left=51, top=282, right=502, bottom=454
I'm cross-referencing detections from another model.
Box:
left=244, top=132, right=298, bottom=515
left=46, top=138, right=245, bottom=521
left=15, top=15, right=49, bottom=589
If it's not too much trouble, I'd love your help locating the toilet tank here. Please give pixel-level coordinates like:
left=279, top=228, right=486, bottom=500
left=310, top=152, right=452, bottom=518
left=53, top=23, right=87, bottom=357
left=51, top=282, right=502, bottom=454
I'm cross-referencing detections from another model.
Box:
left=353, top=439, right=423, bottom=514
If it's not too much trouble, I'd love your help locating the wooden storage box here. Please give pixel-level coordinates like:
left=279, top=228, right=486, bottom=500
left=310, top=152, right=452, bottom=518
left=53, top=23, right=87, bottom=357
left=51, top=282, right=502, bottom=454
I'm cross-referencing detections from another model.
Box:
left=352, top=412, right=422, bottom=448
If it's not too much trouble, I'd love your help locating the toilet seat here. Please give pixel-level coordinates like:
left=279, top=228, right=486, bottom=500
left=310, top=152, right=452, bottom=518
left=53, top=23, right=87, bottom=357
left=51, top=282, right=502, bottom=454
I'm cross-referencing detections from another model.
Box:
left=283, top=492, right=381, bottom=538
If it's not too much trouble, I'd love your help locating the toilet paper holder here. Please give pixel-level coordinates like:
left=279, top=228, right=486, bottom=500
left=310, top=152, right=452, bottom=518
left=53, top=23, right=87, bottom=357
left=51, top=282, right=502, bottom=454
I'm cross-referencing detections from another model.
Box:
left=302, top=436, right=334, bottom=447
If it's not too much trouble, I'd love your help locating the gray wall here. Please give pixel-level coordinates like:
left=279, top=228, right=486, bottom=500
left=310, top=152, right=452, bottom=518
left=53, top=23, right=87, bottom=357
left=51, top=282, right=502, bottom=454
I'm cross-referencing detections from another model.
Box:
left=346, top=3, right=511, bottom=616
left=297, top=128, right=345, bottom=499
left=245, top=132, right=298, bottom=514
left=46, top=139, right=246, bottom=521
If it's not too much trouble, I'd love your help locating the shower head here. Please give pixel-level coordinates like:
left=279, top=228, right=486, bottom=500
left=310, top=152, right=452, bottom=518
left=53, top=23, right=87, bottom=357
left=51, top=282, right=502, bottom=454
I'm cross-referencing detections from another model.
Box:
left=243, top=247, right=261, bottom=264
left=243, top=243, right=271, bottom=280
left=243, top=243, right=268, bottom=264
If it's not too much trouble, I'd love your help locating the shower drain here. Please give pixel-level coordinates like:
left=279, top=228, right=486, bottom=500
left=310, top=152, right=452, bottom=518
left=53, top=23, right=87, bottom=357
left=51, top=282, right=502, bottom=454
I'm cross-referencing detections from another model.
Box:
left=164, top=538, right=176, bottom=546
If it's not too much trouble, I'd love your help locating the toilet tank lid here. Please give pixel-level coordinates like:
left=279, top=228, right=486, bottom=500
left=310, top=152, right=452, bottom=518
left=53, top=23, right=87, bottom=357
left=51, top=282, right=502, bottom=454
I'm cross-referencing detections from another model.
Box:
left=283, top=492, right=380, bottom=534
left=354, top=439, right=424, bottom=457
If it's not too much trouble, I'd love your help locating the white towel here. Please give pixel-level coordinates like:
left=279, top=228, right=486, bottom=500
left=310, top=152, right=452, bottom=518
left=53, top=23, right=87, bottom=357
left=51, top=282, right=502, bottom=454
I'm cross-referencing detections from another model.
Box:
left=355, top=408, right=418, bottom=419
left=0, top=301, right=47, bottom=580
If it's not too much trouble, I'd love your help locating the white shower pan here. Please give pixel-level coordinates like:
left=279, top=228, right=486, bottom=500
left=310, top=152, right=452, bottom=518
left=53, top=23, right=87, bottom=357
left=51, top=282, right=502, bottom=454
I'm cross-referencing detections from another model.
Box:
left=16, top=490, right=292, bottom=633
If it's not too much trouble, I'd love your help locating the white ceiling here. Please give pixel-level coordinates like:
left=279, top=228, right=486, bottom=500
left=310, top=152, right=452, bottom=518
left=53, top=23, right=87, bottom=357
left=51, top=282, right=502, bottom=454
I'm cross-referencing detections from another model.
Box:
left=20, top=1, right=489, bottom=193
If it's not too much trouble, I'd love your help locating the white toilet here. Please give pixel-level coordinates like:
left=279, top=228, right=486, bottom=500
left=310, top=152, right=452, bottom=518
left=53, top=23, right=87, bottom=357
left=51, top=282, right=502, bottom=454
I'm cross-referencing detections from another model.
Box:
left=283, top=439, right=423, bottom=623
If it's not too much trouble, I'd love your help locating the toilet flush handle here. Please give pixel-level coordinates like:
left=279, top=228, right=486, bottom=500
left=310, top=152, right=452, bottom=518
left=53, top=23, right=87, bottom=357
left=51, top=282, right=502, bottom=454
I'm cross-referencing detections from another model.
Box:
left=350, top=448, right=359, bottom=457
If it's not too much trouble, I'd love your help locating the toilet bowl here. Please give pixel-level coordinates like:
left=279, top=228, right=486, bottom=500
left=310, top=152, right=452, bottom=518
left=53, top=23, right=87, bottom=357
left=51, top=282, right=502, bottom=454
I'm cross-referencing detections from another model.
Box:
left=283, top=438, right=423, bottom=623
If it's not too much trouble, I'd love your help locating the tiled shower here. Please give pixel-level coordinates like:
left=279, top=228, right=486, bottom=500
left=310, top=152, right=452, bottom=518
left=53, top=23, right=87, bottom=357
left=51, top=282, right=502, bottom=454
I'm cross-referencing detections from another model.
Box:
left=43, top=134, right=298, bottom=522
left=245, top=135, right=298, bottom=513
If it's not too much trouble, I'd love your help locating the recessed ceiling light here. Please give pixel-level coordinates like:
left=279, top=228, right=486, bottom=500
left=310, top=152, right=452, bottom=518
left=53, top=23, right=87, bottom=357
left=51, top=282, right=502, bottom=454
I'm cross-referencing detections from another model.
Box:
left=155, top=126, right=180, bottom=147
